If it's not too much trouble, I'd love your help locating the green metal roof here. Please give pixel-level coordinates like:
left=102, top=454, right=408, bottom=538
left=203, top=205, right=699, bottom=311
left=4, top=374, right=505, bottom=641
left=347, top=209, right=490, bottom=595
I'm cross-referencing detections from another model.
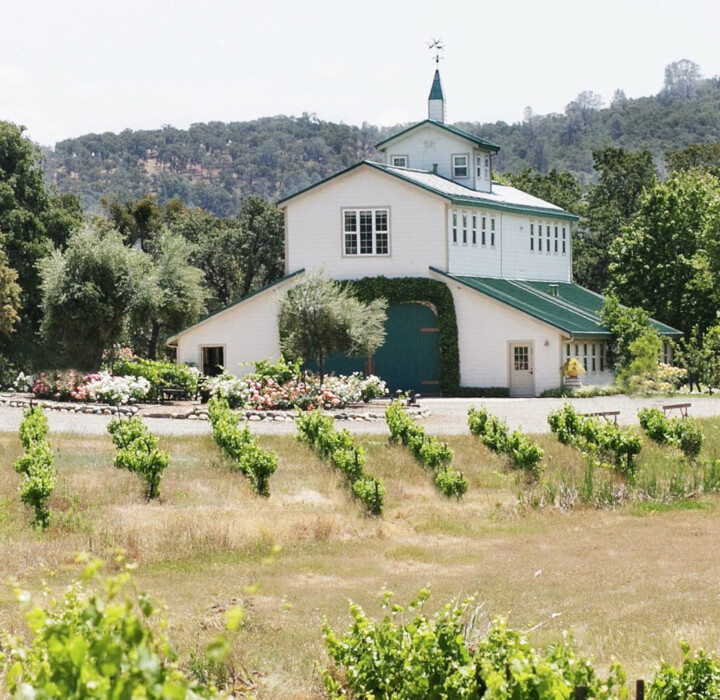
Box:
left=278, top=160, right=579, bottom=221
left=375, top=119, right=501, bottom=153
left=428, top=69, right=444, bottom=100
left=166, top=269, right=305, bottom=345
left=431, top=269, right=682, bottom=338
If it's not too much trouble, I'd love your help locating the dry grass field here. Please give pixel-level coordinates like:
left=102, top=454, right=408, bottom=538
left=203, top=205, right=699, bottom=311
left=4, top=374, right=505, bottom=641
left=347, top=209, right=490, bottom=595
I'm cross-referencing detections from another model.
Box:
left=2, top=415, right=720, bottom=697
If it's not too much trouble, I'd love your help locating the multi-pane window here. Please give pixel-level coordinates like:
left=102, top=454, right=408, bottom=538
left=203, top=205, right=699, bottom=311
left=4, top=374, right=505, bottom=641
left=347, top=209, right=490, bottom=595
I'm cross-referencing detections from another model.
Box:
left=472, top=214, right=477, bottom=245
left=514, top=346, right=529, bottom=371
left=564, top=341, right=608, bottom=374
left=562, top=227, right=567, bottom=254
left=343, top=209, right=389, bottom=256
left=530, top=223, right=535, bottom=251
left=462, top=212, right=468, bottom=244
left=491, top=217, right=496, bottom=246
left=538, top=225, right=543, bottom=252
left=481, top=216, right=487, bottom=245
left=452, top=211, right=458, bottom=244
left=554, top=226, right=559, bottom=253
left=546, top=226, right=551, bottom=253
left=452, top=154, right=469, bottom=178
left=391, top=155, right=408, bottom=167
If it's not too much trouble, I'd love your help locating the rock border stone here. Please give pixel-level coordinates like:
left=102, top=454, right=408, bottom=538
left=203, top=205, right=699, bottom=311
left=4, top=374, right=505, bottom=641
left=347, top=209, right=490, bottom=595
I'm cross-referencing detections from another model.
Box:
left=0, top=393, right=429, bottom=422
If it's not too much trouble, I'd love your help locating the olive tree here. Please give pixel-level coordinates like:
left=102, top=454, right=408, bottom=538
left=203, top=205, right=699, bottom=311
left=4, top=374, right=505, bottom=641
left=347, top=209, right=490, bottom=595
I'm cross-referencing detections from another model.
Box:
left=278, top=272, right=387, bottom=380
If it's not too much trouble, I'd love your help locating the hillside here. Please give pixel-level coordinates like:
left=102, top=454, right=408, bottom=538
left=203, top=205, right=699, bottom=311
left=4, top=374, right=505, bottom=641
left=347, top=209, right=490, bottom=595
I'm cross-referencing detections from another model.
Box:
left=42, top=71, right=720, bottom=217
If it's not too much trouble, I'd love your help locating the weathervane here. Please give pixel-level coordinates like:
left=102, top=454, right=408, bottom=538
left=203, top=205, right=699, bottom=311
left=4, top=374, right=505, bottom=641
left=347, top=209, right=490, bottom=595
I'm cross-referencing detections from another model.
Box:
left=427, top=38, right=444, bottom=65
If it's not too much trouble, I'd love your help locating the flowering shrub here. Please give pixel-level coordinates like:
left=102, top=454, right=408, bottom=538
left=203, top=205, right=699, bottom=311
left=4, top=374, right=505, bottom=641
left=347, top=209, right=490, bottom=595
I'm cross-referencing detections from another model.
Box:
left=13, top=371, right=35, bottom=392
left=76, top=372, right=151, bottom=405
left=206, top=369, right=387, bottom=411
left=31, top=370, right=85, bottom=401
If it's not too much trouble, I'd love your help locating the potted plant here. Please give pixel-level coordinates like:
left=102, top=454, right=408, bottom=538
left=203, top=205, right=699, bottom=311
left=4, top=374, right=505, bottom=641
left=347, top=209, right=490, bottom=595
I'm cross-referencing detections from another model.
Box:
left=563, top=357, right=586, bottom=379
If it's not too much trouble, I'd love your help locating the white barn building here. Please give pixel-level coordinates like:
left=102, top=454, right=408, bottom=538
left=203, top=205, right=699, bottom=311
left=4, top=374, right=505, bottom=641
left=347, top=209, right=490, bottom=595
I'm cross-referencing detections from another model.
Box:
left=168, top=69, right=680, bottom=397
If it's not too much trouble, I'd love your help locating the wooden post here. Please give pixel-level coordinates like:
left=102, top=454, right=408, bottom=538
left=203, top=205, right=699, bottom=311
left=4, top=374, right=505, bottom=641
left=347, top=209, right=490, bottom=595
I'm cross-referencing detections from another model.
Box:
left=574, top=687, right=588, bottom=700
left=636, top=679, right=645, bottom=700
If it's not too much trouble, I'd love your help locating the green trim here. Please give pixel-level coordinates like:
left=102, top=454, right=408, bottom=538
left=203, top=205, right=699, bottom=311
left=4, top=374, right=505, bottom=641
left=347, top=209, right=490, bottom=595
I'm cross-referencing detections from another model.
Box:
left=166, top=269, right=305, bottom=345
left=346, top=276, right=460, bottom=395
left=430, top=268, right=682, bottom=339
left=375, top=120, right=501, bottom=153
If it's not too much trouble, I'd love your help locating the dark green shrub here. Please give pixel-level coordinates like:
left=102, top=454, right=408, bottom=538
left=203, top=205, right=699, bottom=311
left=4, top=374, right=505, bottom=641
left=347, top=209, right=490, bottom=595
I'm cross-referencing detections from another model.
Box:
left=112, top=357, right=199, bottom=398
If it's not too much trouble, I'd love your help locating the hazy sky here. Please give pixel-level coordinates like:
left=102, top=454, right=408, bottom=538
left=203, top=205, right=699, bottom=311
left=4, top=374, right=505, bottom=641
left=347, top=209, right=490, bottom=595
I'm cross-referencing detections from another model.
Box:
left=2, top=0, right=718, bottom=147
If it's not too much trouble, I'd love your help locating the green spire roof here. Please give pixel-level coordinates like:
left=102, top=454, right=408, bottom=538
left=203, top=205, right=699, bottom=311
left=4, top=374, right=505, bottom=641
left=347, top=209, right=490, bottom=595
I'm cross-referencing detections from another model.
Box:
left=428, top=69, right=444, bottom=100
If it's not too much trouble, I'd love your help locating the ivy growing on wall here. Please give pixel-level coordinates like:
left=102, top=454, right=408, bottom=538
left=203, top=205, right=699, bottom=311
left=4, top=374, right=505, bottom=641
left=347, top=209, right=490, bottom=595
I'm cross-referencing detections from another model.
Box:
left=346, top=277, right=460, bottom=395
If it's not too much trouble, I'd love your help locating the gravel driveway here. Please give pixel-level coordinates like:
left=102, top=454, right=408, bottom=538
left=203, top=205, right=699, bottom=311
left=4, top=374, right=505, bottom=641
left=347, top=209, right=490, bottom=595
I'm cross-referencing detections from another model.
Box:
left=2, top=395, right=720, bottom=437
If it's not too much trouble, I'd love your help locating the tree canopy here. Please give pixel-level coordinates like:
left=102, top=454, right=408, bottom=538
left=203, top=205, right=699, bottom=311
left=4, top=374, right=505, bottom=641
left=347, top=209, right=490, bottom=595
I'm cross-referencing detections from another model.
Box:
left=278, top=272, right=387, bottom=380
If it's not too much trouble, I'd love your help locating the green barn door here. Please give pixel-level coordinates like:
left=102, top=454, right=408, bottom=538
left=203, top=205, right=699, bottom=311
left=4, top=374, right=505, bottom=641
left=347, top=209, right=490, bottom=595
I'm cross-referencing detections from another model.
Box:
left=311, top=302, right=440, bottom=395
left=374, top=303, right=440, bottom=395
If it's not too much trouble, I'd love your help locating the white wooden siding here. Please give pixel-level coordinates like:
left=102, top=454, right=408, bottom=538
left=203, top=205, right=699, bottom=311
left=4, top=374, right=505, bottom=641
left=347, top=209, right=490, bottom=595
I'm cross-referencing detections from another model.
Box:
left=445, top=279, right=566, bottom=395
left=285, top=166, right=447, bottom=280
left=447, top=209, right=572, bottom=281
left=174, top=279, right=298, bottom=376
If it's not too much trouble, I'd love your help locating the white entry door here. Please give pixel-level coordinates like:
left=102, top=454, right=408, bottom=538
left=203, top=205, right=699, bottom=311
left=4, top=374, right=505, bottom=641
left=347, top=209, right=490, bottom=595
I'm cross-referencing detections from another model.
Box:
left=509, top=342, right=534, bottom=397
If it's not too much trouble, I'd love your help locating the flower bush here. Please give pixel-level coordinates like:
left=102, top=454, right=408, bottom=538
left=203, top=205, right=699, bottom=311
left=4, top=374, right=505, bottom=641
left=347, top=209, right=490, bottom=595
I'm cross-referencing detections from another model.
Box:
left=30, top=370, right=151, bottom=405
left=206, top=368, right=387, bottom=411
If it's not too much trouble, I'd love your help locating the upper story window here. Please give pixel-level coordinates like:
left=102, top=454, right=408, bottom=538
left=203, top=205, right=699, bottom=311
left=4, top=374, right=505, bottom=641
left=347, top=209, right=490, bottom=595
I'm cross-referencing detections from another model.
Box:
left=391, top=155, right=408, bottom=168
left=530, top=220, right=569, bottom=255
left=462, top=212, right=468, bottom=244
left=343, top=209, right=389, bottom=256
left=452, top=154, right=469, bottom=178
left=476, top=154, right=490, bottom=180
left=490, top=217, right=496, bottom=247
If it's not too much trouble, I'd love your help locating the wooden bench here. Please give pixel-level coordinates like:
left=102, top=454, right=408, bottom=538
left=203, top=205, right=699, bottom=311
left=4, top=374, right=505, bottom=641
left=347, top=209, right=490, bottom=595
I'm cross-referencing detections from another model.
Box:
left=663, top=402, right=691, bottom=418
left=158, top=387, right=188, bottom=404
left=581, top=410, right=620, bottom=424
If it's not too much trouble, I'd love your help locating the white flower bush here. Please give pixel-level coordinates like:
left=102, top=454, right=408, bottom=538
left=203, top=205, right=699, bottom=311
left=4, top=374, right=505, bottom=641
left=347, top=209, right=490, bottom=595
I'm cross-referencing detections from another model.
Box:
left=13, top=372, right=35, bottom=392
left=79, top=372, right=152, bottom=405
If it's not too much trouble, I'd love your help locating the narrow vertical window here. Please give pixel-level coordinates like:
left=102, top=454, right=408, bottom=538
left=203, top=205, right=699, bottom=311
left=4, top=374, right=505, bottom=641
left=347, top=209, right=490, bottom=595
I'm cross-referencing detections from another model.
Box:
left=546, top=226, right=551, bottom=254
left=452, top=211, right=457, bottom=244
left=472, top=214, right=477, bottom=245
left=476, top=155, right=483, bottom=179
left=481, top=215, right=486, bottom=246
left=592, top=343, right=596, bottom=372
left=344, top=210, right=357, bottom=255
left=530, top=223, right=534, bottom=251
left=484, top=156, right=490, bottom=180
left=538, top=225, right=542, bottom=252
left=600, top=343, right=605, bottom=372
left=562, top=227, right=567, bottom=254
left=462, top=211, right=467, bottom=244
left=583, top=343, right=588, bottom=372
left=491, top=217, right=496, bottom=247
left=554, top=226, right=559, bottom=253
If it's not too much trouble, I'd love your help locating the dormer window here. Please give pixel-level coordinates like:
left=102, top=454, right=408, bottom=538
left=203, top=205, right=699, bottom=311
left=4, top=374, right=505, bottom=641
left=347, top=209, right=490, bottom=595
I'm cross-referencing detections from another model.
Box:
left=391, top=155, right=408, bottom=168
left=452, top=154, right=469, bottom=178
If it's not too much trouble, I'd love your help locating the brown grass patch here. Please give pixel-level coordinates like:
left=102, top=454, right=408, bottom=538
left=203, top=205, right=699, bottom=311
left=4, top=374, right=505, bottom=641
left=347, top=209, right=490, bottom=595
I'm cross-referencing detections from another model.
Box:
left=3, top=423, right=720, bottom=696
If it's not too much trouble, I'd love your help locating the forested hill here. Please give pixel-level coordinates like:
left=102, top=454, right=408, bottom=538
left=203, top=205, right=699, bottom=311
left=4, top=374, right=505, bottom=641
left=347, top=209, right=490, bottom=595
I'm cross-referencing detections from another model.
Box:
left=42, top=67, right=720, bottom=217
